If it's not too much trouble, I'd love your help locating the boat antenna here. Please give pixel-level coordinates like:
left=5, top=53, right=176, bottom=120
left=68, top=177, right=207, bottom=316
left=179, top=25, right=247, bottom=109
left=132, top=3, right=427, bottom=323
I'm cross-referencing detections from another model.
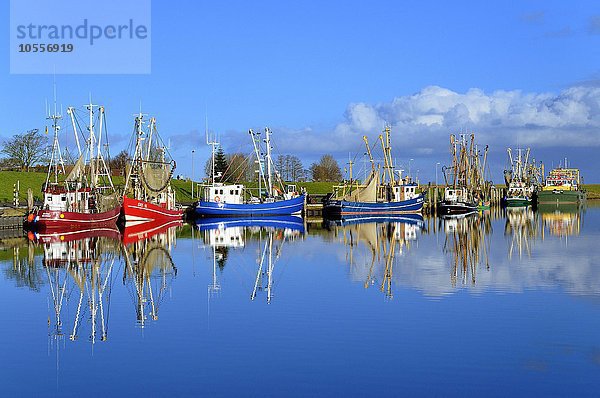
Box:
left=205, top=110, right=218, bottom=185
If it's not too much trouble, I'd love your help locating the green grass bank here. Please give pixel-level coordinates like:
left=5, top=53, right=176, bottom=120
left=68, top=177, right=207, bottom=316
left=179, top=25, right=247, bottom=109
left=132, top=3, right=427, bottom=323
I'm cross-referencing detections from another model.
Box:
left=1, top=171, right=597, bottom=205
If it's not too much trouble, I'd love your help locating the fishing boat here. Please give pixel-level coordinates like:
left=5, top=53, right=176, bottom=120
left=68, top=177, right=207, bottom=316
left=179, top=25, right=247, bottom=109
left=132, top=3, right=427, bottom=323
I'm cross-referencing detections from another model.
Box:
left=195, top=128, right=305, bottom=217
left=438, top=134, right=491, bottom=215
left=323, top=126, right=424, bottom=218
left=121, top=113, right=182, bottom=224
left=28, top=100, right=121, bottom=231
left=536, top=165, right=586, bottom=207
left=503, top=148, right=541, bottom=207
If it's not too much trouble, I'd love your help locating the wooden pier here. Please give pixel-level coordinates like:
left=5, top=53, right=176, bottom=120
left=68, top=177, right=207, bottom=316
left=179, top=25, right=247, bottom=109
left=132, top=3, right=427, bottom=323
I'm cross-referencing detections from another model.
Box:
left=0, top=215, right=25, bottom=239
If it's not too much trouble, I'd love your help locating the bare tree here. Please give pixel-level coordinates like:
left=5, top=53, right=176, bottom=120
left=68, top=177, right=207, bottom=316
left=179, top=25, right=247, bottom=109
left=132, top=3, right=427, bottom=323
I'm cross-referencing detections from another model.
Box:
left=1, top=129, right=48, bottom=172
left=310, top=155, right=342, bottom=182
left=275, top=154, right=305, bottom=182
left=225, top=153, right=253, bottom=182
left=109, top=150, right=130, bottom=175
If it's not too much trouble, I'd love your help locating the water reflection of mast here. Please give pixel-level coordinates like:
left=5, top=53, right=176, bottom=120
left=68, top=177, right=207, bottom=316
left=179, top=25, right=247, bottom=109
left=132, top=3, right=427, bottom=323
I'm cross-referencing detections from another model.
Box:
left=122, top=226, right=178, bottom=328
left=251, top=230, right=280, bottom=303
left=36, top=230, right=120, bottom=347
left=70, top=251, right=116, bottom=344
left=443, top=214, right=491, bottom=286
left=333, top=217, right=423, bottom=299
left=504, top=207, right=537, bottom=259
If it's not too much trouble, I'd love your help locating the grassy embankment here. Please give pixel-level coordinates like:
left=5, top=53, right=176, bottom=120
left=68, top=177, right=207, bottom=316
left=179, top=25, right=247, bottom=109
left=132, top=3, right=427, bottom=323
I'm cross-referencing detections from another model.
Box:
left=0, top=171, right=338, bottom=206
left=2, top=171, right=597, bottom=205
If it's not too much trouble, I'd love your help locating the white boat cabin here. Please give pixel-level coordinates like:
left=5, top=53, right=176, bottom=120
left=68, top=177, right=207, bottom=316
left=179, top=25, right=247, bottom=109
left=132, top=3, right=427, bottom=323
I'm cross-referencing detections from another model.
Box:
left=204, top=183, right=244, bottom=204
left=43, top=186, right=92, bottom=212
left=392, top=184, right=419, bottom=202
left=507, top=181, right=533, bottom=198
left=443, top=187, right=470, bottom=203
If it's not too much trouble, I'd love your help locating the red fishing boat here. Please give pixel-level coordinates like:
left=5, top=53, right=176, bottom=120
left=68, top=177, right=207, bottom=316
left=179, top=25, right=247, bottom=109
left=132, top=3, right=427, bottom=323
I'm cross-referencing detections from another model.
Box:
left=121, top=113, right=183, bottom=224
left=28, top=101, right=121, bottom=232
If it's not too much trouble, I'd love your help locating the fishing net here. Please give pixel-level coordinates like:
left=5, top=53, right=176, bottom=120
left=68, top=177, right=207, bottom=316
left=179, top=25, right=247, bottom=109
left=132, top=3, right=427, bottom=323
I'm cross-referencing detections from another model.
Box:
left=140, top=159, right=176, bottom=193
left=98, top=192, right=121, bottom=212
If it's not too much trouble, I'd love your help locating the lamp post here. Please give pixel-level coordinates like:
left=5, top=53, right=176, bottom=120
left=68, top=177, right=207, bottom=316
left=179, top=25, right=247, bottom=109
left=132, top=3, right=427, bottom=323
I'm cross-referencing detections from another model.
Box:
left=436, top=162, right=440, bottom=186
left=191, top=149, right=195, bottom=199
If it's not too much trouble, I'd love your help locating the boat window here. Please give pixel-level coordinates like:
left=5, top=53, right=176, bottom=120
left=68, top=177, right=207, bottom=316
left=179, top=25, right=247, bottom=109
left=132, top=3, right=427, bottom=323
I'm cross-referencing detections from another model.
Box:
left=235, top=190, right=239, bottom=195
left=230, top=190, right=234, bottom=195
left=61, top=196, right=66, bottom=201
left=47, top=196, right=52, bottom=201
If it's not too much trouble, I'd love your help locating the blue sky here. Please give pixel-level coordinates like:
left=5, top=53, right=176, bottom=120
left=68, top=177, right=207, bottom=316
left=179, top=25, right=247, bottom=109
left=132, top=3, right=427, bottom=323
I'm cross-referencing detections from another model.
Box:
left=1, top=0, right=599, bottom=181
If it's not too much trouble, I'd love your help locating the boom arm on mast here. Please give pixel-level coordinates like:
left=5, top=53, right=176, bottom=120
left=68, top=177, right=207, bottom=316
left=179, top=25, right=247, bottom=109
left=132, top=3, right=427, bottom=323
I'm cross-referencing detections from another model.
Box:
left=363, top=136, right=375, bottom=171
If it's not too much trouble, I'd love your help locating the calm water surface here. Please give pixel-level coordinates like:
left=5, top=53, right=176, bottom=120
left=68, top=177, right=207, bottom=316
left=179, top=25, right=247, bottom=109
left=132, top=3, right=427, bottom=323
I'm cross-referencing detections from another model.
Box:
left=1, top=205, right=600, bottom=397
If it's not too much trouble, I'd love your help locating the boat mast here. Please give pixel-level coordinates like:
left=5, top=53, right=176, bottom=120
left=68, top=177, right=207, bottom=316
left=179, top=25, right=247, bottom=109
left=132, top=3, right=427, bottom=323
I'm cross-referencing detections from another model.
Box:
left=378, top=126, right=396, bottom=185
left=46, top=87, right=66, bottom=185
left=265, top=128, right=273, bottom=197
left=124, top=112, right=144, bottom=194
left=206, top=129, right=218, bottom=186
left=450, top=134, right=457, bottom=189
left=67, top=107, right=82, bottom=158
left=385, top=126, right=395, bottom=185
left=363, top=136, right=375, bottom=172
left=249, top=129, right=268, bottom=195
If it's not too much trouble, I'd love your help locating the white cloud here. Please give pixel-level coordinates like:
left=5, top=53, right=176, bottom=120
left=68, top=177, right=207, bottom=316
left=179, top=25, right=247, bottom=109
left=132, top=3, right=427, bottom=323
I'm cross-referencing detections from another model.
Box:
left=170, top=85, right=600, bottom=179
left=269, top=85, right=600, bottom=158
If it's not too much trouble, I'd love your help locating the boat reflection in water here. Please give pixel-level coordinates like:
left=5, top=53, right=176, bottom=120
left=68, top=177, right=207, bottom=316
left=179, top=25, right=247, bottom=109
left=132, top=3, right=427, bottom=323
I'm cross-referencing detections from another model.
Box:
left=441, top=212, right=492, bottom=286
left=32, top=218, right=182, bottom=352
left=121, top=220, right=181, bottom=327
left=327, top=215, right=425, bottom=298
left=30, top=227, right=121, bottom=346
left=504, top=207, right=539, bottom=259
left=539, top=206, right=581, bottom=239
left=195, top=216, right=305, bottom=303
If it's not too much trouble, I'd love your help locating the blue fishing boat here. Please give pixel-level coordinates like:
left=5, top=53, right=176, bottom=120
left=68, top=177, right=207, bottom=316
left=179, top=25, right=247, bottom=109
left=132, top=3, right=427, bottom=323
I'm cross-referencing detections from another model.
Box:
left=324, top=126, right=424, bottom=218
left=195, top=128, right=306, bottom=218
left=195, top=194, right=305, bottom=217
left=324, top=190, right=424, bottom=217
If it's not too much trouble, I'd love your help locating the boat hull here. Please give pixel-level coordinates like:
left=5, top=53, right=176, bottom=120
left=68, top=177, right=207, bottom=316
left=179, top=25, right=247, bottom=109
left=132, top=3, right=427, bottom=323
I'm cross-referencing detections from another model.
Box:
left=121, top=196, right=183, bottom=224
left=323, top=195, right=424, bottom=218
left=195, top=195, right=305, bottom=217
left=505, top=197, right=532, bottom=207
left=437, top=201, right=478, bottom=216
left=536, top=190, right=586, bottom=206
left=31, top=206, right=121, bottom=231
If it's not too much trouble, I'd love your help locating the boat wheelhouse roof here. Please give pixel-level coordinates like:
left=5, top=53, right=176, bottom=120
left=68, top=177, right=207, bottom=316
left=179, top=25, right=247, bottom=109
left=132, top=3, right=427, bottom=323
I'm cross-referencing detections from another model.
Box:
left=43, top=186, right=92, bottom=194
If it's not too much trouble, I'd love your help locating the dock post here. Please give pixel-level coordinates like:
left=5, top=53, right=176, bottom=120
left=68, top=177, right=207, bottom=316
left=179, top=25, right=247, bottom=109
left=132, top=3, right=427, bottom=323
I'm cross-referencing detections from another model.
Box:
left=13, top=181, right=19, bottom=207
